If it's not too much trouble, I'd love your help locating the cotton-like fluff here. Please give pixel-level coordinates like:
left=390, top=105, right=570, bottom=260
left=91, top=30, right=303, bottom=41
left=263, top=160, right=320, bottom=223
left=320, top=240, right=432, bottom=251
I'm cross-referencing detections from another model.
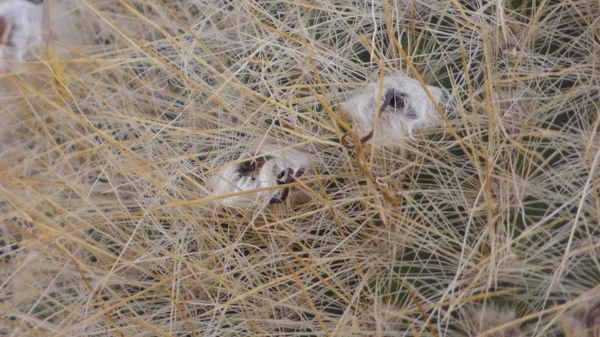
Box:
left=466, top=305, right=523, bottom=337
left=1, top=0, right=100, bottom=105
left=0, top=0, right=43, bottom=64
left=562, top=298, right=600, bottom=337
left=209, top=144, right=311, bottom=207
left=340, top=75, right=446, bottom=147
left=0, top=0, right=97, bottom=67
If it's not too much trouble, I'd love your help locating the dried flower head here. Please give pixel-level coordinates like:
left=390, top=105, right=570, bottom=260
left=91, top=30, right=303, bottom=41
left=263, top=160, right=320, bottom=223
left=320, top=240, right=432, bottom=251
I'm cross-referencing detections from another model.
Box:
left=209, top=144, right=311, bottom=207
left=340, top=75, right=446, bottom=147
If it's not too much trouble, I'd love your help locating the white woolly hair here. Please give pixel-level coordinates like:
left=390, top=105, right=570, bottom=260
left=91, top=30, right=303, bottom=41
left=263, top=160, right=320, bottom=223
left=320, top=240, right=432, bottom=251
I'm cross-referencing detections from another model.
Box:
left=560, top=293, right=600, bottom=337
left=209, top=143, right=311, bottom=207
left=0, top=0, right=43, bottom=63
left=461, top=305, right=523, bottom=337
left=340, top=75, right=446, bottom=145
left=0, top=0, right=98, bottom=66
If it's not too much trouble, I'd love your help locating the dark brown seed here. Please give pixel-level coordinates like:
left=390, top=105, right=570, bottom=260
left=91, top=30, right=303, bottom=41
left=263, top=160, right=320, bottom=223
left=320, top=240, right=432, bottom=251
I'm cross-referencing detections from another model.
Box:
left=380, top=90, right=405, bottom=113
left=269, top=187, right=290, bottom=204
left=276, top=168, right=294, bottom=184
left=237, top=156, right=271, bottom=175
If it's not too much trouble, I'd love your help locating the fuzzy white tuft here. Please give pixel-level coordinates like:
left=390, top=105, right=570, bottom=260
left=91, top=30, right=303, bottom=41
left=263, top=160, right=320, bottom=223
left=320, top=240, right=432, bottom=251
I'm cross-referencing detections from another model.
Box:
left=341, top=75, right=446, bottom=147
left=209, top=143, right=311, bottom=207
left=463, top=305, right=523, bottom=337
left=562, top=296, right=600, bottom=337
left=0, top=0, right=97, bottom=69
left=0, top=0, right=43, bottom=64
